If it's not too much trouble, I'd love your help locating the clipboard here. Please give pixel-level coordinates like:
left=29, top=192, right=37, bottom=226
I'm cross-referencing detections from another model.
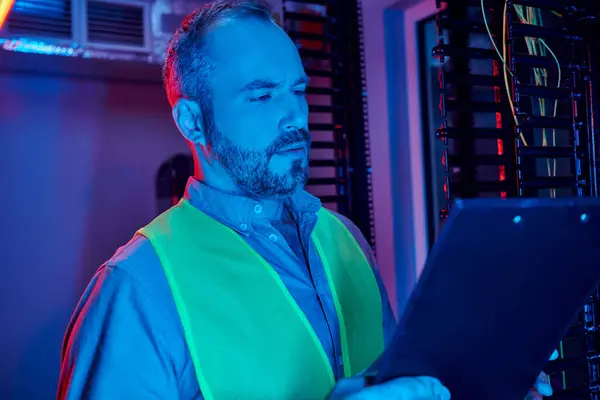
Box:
left=375, top=197, right=600, bottom=399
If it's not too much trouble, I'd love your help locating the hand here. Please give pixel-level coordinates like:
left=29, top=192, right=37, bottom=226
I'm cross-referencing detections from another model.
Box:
left=526, top=372, right=552, bottom=399
left=328, top=376, right=450, bottom=400
left=526, top=349, right=558, bottom=399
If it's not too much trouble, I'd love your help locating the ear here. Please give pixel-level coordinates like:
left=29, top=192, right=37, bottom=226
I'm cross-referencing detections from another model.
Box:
left=172, top=99, right=207, bottom=146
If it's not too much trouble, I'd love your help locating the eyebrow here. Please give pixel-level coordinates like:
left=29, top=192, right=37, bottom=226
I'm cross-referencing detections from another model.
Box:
left=238, top=75, right=311, bottom=92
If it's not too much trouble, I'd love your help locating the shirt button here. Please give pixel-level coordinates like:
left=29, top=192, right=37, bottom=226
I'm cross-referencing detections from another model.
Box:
left=268, top=233, right=278, bottom=242
left=239, top=223, right=248, bottom=231
left=253, top=204, right=263, bottom=214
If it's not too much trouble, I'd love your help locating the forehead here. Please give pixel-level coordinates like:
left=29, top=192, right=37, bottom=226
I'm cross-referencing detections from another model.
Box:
left=206, top=19, right=305, bottom=89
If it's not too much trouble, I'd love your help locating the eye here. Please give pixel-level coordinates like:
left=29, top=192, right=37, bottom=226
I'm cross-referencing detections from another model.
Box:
left=294, top=89, right=307, bottom=97
left=250, top=94, right=272, bottom=103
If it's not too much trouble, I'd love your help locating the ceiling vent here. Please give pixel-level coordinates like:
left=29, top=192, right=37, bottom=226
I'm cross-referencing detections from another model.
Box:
left=86, top=0, right=147, bottom=49
left=1, top=0, right=151, bottom=53
left=5, top=0, right=73, bottom=40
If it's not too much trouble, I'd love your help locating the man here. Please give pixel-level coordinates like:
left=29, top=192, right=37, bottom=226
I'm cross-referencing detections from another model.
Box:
left=57, top=1, right=550, bottom=399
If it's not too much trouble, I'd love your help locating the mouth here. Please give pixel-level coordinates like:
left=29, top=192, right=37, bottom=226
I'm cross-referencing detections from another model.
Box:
left=276, top=143, right=307, bottom=155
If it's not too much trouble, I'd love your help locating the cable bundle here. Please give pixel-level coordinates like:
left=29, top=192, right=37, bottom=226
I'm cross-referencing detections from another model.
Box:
left=434, top=1, right=600, bottom=397
left=434, top=0, right=596, bottom=209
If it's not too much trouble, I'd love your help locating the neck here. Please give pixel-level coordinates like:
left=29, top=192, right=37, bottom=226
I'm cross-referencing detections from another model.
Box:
left=192, top=144, right=243, bottom=196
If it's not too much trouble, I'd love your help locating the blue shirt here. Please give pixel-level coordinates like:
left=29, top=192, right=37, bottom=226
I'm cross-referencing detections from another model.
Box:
left=57, top=178, right=397, bottom=399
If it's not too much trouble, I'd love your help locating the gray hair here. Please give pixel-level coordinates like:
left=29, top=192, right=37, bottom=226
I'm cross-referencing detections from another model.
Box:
left=162, top=0, right=276, bottom=112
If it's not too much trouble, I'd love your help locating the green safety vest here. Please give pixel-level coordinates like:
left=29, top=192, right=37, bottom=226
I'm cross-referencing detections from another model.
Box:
left=138, top=199, right=384, bottom=400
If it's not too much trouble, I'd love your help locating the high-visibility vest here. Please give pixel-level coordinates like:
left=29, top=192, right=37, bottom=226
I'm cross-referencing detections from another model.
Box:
left=138, top=199, right=384, bottom=400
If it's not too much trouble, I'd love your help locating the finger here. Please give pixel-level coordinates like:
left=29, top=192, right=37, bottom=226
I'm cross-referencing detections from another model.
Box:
left=390, top=376, right=449, bottom=398
left=550, top=349, right=559, bottom=361
left=351, top=376, right=450, bottom=400
left=403, top=376, right=450, bottom=400
left=433, top=380, right=451, bottom=400
left=534, top=372, right=552, bottom=396
left=525, top=388, right=543, bottom=400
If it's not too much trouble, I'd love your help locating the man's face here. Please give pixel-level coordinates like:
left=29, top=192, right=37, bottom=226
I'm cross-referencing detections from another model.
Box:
left=204, top=19, right=310, bottom=198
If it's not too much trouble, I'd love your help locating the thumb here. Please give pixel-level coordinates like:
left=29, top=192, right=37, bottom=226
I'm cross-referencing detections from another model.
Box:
left=348, top=376, right=450, bottom=400
left=534, top=372, right=552, bottom=397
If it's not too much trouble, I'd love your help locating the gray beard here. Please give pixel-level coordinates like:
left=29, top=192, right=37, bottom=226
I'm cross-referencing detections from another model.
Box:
left=209, top=129, right=310, bottom=198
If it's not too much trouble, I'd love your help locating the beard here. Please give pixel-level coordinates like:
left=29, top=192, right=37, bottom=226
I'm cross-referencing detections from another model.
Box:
left=209, top=127, right=311, bottom=198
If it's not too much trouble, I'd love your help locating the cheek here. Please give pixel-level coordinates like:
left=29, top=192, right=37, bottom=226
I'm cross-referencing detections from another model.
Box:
left=214, top=105, right=280, bottom=150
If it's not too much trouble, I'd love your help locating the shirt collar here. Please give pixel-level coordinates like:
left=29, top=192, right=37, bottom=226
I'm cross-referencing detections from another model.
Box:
left=183, top=177, right=322, bottom=235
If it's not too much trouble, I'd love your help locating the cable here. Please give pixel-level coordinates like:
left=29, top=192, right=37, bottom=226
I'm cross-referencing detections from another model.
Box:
left=482, top=0, right=563, bottom=194
left=480, top=0, right=522, bottom=136
left=501, top=0, right=526, bottom=143
left=481, top=0, right=512, bottom=76
left=514, top=5, right=562, bottom=197
left=479, top=0, right=564, bottom=195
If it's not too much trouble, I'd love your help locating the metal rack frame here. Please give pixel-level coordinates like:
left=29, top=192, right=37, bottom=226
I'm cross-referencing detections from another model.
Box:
left=283, top=0, right=376, bottom=248
left=435, top=0, right=599, bottom=207
left=434, top=0, right=600, bottom=398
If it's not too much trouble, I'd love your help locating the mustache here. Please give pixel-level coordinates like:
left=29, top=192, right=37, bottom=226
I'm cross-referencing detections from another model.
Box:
left=269, top=129, right=311, bottom=154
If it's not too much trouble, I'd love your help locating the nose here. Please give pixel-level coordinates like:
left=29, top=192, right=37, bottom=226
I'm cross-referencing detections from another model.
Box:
left=278, top=94, right=308, bottom=132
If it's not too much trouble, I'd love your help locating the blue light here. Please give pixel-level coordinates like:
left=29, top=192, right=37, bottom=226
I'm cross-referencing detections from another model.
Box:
left=1, top=37, right=154, bottom=63
left=1, top=38, right=80, bottom=57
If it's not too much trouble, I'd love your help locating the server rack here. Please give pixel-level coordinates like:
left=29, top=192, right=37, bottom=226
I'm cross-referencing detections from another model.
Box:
left=434, top=0, right=600, bottom=398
